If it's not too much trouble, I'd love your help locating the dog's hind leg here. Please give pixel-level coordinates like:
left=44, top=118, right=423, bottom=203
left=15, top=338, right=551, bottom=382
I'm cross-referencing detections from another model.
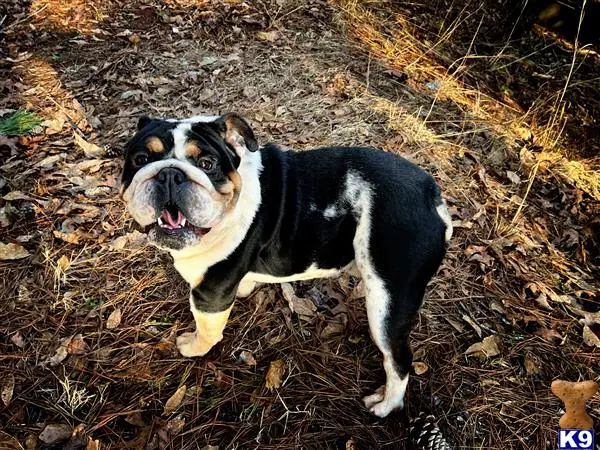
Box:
left=349, top=176, right=443, bottom=417
left=357, top=250, right=419, bottom=417
left=360, top=280, right=423, bottom=417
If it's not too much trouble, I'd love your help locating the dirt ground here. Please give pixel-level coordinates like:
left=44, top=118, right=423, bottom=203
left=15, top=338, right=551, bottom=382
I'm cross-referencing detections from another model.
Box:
left=1, top=0, right=599, bottom=449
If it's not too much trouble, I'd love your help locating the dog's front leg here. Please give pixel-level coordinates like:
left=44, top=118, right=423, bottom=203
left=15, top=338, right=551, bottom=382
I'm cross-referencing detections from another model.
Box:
left=176, top=294, right=233, bottom=358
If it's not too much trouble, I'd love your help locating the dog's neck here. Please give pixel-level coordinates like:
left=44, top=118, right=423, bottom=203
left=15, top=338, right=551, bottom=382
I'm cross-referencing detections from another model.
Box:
left=168, top=149, right=263, bottom=286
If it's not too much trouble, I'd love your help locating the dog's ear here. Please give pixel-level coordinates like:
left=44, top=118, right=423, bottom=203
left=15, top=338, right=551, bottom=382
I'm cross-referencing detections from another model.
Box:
left=137, top=116, right=153, bottom=130
left=218, top=113, right=258, bottom=158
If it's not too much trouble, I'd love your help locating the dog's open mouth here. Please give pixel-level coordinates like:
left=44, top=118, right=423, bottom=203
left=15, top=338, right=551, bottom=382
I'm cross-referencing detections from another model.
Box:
left=156, top=204, right=211, bottom=237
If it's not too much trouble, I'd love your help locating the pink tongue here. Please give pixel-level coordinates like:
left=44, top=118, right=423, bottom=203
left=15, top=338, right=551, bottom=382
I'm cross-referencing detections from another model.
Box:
left=162, top=210, right=184, bottom=228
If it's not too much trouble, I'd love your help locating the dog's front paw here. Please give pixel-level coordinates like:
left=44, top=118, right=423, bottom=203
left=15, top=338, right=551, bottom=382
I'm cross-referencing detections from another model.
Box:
left=176, top=332, right=213, bottom=358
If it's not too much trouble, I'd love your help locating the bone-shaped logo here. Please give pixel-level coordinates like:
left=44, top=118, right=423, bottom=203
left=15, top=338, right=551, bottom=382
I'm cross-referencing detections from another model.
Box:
left=551, top=379, right=598, bottom=429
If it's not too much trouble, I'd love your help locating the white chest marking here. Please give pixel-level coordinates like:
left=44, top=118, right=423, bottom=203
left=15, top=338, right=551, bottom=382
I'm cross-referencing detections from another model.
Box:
left=170, top=150, right=263, bottom=287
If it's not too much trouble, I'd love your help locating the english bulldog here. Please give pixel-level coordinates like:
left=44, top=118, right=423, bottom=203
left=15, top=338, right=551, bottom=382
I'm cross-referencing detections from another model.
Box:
left=120, top=113, right=452, bottom=417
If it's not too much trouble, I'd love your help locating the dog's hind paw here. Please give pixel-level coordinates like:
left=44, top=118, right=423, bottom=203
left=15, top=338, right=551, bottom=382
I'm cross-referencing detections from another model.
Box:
left=363, top=384, right=405, bottom=418
left=363, top=386, right=385, bottom=409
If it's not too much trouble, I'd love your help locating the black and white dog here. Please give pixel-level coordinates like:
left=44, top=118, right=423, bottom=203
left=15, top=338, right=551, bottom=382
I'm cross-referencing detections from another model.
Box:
left=120, top=113, right=452, bottom=417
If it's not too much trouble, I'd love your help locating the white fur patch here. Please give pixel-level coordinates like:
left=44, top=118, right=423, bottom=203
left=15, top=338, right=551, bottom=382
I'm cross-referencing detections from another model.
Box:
left=323, top=204, right=339, bottom=219
left=345, top=171, right=407, bottom=417
left=170, top=150, right=263, bottom=287
left=365, top=360, right=409, bottom=418
left=345, top=172, right=388, bottom=352
left=171, top=122, right=193, bottom=160
left=167, top=115, right=220, bottom=123
left=242, top=263, right=341, bottom=284
left=236, top=279, right=257, bottom=298
left=436, top=199, right=453, bottom=242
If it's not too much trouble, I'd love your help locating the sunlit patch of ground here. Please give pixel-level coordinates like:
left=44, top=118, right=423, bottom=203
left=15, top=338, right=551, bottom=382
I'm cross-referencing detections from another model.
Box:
left=29, top=0, right=111, bottom=34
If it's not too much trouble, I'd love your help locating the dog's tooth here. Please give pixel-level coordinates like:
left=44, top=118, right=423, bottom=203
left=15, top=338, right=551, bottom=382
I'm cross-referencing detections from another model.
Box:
left=181, top=218, right=187, bottom=227
left=158, top=217, right=164, bottom=226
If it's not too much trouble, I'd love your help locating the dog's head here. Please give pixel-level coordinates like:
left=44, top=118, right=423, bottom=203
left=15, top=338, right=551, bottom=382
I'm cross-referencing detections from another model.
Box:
left=120, top=113, right=258, bottom=251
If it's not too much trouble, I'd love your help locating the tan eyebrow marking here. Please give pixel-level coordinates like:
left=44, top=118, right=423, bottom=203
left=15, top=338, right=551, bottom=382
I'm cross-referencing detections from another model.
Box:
left=184, top=141, right=201, bottom=158
left=146, top=137, right=164, bottom=153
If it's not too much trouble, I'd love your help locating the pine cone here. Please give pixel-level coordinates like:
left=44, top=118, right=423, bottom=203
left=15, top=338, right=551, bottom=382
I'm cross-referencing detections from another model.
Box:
left=409, top=412, right=452, bottom=450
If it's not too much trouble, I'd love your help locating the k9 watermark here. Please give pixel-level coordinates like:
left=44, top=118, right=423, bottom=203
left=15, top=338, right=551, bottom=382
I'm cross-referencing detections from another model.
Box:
left=558, top=429, right=595, bottom=450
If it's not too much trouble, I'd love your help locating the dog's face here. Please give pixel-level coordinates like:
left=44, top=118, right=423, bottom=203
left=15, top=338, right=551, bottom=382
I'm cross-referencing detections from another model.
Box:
left=121, top=113, right=258, bottom=250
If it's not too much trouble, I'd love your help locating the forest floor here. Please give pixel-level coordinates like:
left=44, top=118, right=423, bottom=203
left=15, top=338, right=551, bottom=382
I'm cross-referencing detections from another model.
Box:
left=1, top=0, right=599, bottom=448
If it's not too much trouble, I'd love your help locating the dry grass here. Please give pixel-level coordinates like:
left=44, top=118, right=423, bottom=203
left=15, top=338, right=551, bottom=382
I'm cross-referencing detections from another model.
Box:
left=0, top=0, right=599, bottom=448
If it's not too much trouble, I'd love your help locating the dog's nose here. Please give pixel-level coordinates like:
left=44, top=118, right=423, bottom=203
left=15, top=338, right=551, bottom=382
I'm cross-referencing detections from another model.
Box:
left=157, top=167, right=186, bottom=186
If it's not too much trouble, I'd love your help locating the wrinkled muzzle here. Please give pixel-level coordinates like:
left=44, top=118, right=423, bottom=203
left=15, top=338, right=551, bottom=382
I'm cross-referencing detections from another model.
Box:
left=122, top=159, right=229, bottom=249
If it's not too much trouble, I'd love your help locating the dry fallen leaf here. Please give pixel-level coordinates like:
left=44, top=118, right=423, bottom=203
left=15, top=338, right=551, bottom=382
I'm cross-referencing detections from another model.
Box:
left=10, top=331, right=25, bottom=348
left=281, top=283, right=317, bottom=318
left=73, top=131, right=104, bottom=158
left=256, top=30, right=279, bottom=42
left=0, top=204, right=18, bottom=227
left=67, top=334, right=89, bottom=355
left=239, top=350, right=257, bottom=366
left=106, top=309, right=122, bottom=330
left=582, top=325, right=600, bottom=347
left=53, top=230, right=81, bottom=244
left=1, top=374, right=15, bottom=406
left=524, top=356, right=539, bottom=376
left=412, top=362, right=429, bottom=375
left=166, top=415, right=185, bottom=435
left=48, top=336, right=73, bottom=367
left=465, top=245, right=495, bottom=269
left=465, top=335, right=501, bottom=359
left=56, top=255, right=70, bottom=273
left=108, top=231, right=147, bottom=250
left=39, top=424, right=72, bottom=445
left=86, top=438, right=101, bottom=450
left=535, top=327, right=562, bottom=343
left=265, top=359, right=285, bottom=391
left=37, top=154, right=64, bottom=168
left=506, top=170, right=521, bottom=184
left=3, top=190, right=34, bottom=201
left=163, top=385, right=186, bottom=415
left=42, top=116, right=66, bottom=134
left=0, top=242, right=29, bottom=260
left=461, top=314, right=483, bottom=338
left=445, top=317, right=465, bottom=332
left=320, top=317, right=347, bottom=338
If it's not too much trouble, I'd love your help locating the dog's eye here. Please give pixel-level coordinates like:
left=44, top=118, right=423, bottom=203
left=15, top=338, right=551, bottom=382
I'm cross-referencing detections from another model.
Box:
left=198, top=158, right=215, bottom=171
left=134, top=154, right=149, bottom=167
